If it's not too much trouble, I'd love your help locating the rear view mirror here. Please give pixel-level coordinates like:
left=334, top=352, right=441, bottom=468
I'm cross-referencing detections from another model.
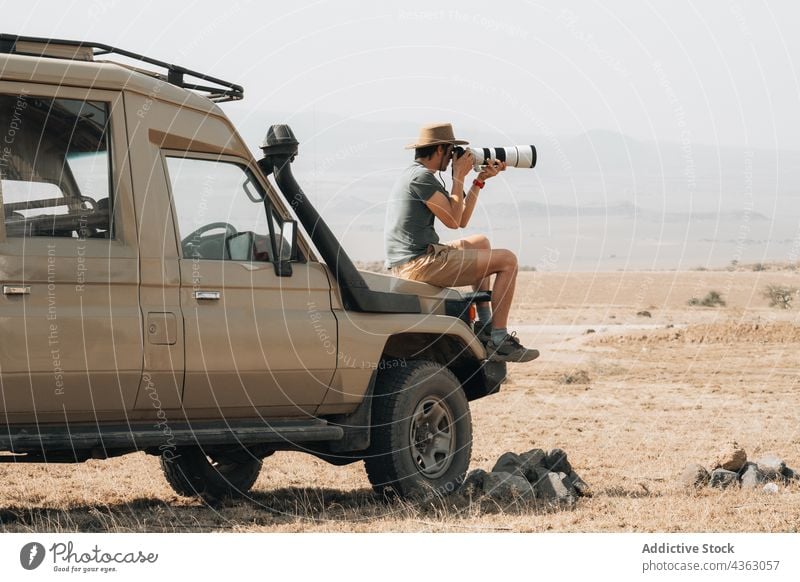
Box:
left=278, top=220, right=296, bottom=261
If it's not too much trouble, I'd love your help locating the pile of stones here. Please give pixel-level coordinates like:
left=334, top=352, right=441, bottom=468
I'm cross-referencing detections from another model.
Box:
left=460, top=448, right=591, bottom=506
left=681, top=441, right=799, bottom=492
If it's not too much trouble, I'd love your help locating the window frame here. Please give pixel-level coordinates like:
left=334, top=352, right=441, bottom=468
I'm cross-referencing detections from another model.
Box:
left=0, top=82, right=135, bottom=259
left=161, top=151, right=307, bottom=264
left=0, top=92, right=115, bottom=241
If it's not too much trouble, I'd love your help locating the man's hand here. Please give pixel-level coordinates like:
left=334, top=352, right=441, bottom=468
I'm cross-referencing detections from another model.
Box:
left=452, top=149, right=474, bottom=180
left=478, top=159, right=507, bottom=182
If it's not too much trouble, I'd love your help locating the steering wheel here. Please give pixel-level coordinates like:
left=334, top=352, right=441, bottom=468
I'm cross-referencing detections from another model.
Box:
left=182, top=222, right=238, bottom=244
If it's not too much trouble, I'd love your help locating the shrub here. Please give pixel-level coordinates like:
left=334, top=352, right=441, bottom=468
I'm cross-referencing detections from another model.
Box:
left=763, top=284, right=798, bottom=309
left=688, top=291, right=726, bottom=307
left=559, top=370, right=591, bottom=384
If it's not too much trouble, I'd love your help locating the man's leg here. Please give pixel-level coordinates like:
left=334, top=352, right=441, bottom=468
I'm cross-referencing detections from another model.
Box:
left=471, top=246, right=517, bottom=329
left=441, top=237, right=519, bottom=330
left=472, top=247, right=537, bottom=363
left=447, top=235, right=492, bottom=327
left=447, top=235, right=492, bottom=292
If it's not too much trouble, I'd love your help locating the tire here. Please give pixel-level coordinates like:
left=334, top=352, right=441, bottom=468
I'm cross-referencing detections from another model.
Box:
left=160, top=447, right=262, bottom=500
left=364, top=360, right=472, bottom=499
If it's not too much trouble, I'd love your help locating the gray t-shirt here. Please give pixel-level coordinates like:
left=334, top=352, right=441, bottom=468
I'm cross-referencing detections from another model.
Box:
left=384, top=162, right=447, bottom=268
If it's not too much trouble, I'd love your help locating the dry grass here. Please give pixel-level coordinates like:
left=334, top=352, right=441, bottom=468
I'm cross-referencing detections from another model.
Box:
left=2, top=270, right=800, bottom=532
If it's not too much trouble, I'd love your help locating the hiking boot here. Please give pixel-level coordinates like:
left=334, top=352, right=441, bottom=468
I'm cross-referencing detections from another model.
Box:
left=473, top=320, right=492, bottom=344
left=485, top=332, right=540, bottom=363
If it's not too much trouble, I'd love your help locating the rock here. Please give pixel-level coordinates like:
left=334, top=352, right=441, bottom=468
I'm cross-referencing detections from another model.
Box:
left=567, top=470, right=593, bottom=497
left=491, top=452, right=526, bottom=475
left=756, top=454, right=786, bottom=481
left=482, top=471, right=535, bottom=501
left=558, top=471, right=579, bottom=497
left=709, top=469, right=739, bottom=489
left=762, top=482, right=779, bottom=494
left=709, top=442, right=747, bottom=472
left=544, top=448, right=573, bottom=474
left=739, top=463, right=764, bottom=490
left=636, top=310, right=652, bottom=318
left=461, top=469, right=487, bottom=496
left=520, top=448, right=547, bottom=467
left=680, top=463, right=710, bottom=489
left=492, top=450, right=548, bottom=482
left=781, top=466, right=799, bottom=482
left=533, top=468, right=576, bottom=504
left=519, top=448, right=547, bottom=481
left=584, top=328, right=596, bottom=335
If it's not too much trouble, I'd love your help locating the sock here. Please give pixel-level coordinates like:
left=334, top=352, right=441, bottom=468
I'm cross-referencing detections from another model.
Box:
left=476, top=304, right=492, bottom=326
left=491, top=327, right=508, bottom=344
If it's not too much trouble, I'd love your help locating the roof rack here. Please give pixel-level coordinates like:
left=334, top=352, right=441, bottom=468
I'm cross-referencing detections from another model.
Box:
left=0, top=33, right=244, bottom=103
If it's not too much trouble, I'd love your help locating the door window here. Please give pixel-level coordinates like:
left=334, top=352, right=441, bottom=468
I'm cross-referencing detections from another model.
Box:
left=166, top=157, right=287, bottom=262
left=0, top=95, right=112, bottom=238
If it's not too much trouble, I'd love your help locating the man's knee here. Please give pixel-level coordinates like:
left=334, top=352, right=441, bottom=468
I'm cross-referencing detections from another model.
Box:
left=487, top=249, right=517, bottom=273
left=499, top=249, right=518, bottom=271
left=475, top=234, right=491, bottom=250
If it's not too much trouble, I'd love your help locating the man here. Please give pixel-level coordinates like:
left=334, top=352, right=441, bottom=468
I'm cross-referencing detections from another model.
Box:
left=384, top=123, right=538, bottom=363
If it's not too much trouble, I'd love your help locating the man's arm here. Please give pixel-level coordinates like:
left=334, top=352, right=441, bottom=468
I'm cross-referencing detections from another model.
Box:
left=424, top=150, right=474, bottom=229
left=458, top=182, right=481, bottom=228
left=459, top=160, right=508, bottom=228
left=426, top=183, right=465, bottom=229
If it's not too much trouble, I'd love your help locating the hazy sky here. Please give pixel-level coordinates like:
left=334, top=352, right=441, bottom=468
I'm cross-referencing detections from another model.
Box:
left=4, top=0, right=800, bottom=150
left=3, top=0, right=799, bottom=269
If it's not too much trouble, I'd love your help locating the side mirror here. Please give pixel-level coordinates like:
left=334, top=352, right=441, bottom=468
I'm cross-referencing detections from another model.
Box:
left=274, top=219, right=297, bottom=277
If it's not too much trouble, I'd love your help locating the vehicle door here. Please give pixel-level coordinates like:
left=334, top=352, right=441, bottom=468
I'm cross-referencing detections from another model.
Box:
left=164, top=154, right=337, bottom=416
left=0, top=86, right=142, bottom=422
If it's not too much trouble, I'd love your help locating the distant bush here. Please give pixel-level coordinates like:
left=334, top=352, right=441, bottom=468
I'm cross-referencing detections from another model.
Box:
left=763, top=284, right=798, bottom=309
left=752, top=263, right=767, bottom=272
left=559, top=370, right=591, bottom=384
left=688, top=291, right=726, bottom=307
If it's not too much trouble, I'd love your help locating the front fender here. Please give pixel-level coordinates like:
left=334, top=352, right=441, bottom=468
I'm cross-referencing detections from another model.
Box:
left=316, top=312, right=485, bottom=415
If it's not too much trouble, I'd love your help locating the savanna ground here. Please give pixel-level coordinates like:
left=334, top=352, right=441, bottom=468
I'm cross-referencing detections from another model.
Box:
left=1, top=268, right=799, bottom=532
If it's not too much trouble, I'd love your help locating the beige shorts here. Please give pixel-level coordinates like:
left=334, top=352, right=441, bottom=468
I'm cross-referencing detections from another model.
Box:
left=391, top=241, right=481, bottom=287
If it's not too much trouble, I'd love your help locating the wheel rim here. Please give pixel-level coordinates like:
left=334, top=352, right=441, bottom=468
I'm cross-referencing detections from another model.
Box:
left=409, top=396, right=455, bottom=479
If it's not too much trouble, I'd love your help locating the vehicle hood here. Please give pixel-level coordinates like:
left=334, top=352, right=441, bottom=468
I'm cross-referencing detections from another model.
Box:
left=357, top=270, right=464, bottom=314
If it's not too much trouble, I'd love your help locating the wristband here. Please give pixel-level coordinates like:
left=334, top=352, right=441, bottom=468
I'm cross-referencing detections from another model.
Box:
left=473, top=178, right=485, bottom=189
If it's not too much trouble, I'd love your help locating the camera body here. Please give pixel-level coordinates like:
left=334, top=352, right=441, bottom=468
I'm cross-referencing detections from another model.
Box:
left=454, top=145, right=537, bottom=172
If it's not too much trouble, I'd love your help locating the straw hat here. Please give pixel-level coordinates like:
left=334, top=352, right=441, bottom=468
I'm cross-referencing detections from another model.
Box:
left=405, top=123, right=468, bottom=149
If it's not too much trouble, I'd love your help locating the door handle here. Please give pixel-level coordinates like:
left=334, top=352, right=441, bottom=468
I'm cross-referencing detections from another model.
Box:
left=193, top=290, right=221, bottom=301
left=3, top=285, right=31, bottom=296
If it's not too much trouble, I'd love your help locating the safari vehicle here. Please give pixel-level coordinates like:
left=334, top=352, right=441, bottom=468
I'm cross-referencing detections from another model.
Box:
left=0, top=34, right=505, bottom=500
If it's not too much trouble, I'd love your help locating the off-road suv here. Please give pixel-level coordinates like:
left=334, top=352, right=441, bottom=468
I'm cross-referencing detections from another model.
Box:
left=0, top=35, right=505, bottom=500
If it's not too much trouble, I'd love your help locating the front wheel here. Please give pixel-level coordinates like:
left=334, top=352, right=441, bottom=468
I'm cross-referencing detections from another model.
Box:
left=364, top=360, right=472, bottom=499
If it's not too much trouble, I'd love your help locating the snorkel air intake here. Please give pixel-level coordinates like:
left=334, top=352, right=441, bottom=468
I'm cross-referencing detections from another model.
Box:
left=259, top=125, right=420, bottom=314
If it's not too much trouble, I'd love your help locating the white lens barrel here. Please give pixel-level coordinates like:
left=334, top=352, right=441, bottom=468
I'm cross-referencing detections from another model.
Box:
left=514, top=145, right=536, bottom=168
left=468, top=145, right=536, bottom=169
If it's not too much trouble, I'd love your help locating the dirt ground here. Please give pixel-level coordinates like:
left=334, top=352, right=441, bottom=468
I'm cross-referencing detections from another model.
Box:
left=2, top=269, right=799, bottom=532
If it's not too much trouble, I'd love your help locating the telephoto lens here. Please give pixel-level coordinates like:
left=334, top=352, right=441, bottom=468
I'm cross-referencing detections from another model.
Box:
left=467, top=146, right=536, bottom=171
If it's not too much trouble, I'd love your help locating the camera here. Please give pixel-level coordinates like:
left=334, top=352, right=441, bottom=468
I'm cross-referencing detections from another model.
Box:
left=453, top=145, right=537, bottom=172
